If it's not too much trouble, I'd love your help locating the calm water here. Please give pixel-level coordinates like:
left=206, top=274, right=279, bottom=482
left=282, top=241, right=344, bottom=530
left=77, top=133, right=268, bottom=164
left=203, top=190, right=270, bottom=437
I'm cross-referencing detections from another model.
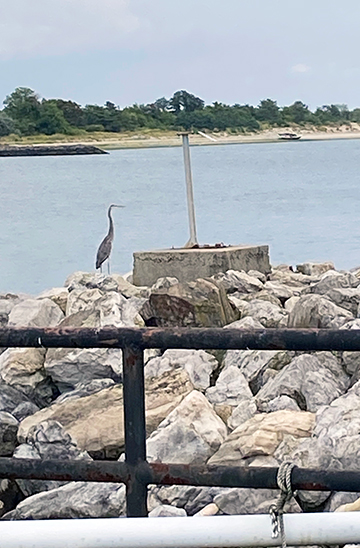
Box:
left=1, top=139, right=360, bottom=295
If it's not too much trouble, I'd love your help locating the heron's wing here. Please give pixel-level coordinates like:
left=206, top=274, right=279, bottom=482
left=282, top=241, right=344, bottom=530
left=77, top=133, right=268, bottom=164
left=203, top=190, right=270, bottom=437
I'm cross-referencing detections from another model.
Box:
left=96, top=236, right=113, bottom=269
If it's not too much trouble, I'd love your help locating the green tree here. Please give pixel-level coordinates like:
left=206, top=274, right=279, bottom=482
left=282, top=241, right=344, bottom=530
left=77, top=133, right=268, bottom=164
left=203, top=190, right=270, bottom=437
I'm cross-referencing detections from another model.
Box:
left=255, top=99, right=280, bottom=124
left=36, top=101, right=71, bottom=135
left=0, top=112, right=16, bottom=136
left=170, top=90, right=204, bottom=113
left=53, top=99, right=85, bottom=127
left=281, top=101, right=310, bottom=124
left=3, top=87, right=41, bottom=135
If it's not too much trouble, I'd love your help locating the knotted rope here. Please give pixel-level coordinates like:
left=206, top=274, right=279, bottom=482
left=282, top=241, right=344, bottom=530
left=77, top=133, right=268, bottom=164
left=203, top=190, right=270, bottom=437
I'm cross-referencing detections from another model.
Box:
left=269, top=462, right=297, bottom=548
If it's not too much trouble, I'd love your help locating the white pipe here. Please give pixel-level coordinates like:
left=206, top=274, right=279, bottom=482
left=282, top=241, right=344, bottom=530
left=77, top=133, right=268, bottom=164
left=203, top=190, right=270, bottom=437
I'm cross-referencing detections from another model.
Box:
left=2, top=513, right=360, bottom=548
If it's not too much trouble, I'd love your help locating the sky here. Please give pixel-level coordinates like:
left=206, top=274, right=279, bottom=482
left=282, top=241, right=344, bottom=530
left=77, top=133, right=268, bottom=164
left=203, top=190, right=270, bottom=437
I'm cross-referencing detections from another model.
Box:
left=1, top=0, right=360, bottom=110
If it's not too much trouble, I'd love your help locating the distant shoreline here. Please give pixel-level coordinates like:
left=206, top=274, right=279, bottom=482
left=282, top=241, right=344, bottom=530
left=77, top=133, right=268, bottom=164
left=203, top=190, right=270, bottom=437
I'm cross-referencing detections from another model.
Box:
left=2, top=127, right=360, bottom=152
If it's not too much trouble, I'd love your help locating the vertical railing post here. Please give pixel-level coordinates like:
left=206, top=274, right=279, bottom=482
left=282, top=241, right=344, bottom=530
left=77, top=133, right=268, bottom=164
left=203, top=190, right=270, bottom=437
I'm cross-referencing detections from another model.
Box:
left=122, top=346, right=148, bottom=517
left=178, top=131, right=198, bottom=248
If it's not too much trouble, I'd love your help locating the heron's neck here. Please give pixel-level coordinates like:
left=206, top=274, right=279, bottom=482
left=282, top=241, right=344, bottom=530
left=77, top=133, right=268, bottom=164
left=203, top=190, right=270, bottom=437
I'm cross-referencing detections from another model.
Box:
left=107, top=208, right=114, bottom=238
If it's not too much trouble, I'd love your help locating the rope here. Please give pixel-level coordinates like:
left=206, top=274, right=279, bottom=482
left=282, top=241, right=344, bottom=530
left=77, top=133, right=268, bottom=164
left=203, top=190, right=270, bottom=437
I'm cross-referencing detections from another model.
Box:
left=270, top=462, right=296, bottom=548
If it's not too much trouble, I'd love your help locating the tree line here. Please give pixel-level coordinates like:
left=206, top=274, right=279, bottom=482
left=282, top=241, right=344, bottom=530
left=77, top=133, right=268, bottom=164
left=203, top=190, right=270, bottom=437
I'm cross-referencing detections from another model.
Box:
left=1, top=87, right=360, bottom=137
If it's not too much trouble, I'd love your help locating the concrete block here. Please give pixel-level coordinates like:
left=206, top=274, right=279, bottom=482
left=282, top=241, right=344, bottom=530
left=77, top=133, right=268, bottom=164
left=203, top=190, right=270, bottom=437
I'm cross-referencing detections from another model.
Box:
left=133, top=245, right=270, bottom=287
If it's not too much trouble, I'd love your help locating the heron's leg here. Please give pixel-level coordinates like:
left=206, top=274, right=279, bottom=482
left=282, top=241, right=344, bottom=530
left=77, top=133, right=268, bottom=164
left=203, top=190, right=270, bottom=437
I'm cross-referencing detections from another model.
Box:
left=100, top=265, right=102, bottom=274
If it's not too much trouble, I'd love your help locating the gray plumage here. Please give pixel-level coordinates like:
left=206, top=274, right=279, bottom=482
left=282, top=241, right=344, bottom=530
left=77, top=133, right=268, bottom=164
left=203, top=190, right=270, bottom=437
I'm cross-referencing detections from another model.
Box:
left=95, top=204, right=124, bottom=274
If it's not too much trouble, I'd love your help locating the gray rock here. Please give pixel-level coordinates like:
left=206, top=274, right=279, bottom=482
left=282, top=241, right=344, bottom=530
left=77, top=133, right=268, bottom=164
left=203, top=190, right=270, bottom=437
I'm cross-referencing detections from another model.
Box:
left=247, top=270, right=267, bottom=284
left=148, top=485, right=226, bottom=516
left=228, top=398, right=258, bottom=430
left=145, top=350, right=217, bottom=391
left=8, top=298, right=64, bottom=327
left=305, top=270, right=360, bottom=295
left=296, top=262, right=335, bottom=277
left=223, top=349, right=292, bottom=394
left=326, top=287, right=360, bottom=315
left=0, top=383, right=32, bottom=414
left=4, top=481, right=126, bottom=519
left=284, top=296, right=300, bottom=313
left=0, top=412, right=18, bottom=456
left=291, top=379, right=360, bottom=471
left=240, top=299, right=288, bottom=328
left=214, top=487, right=301, bottom=515
left=256, top=353, right=349, bottom=412
left=13, top=419, right=91, bottom=497
left=147, top=391, right=227, bottom=465
left=213, top=270, right=264, bottom=294
left=263, top=281, right=296, bottom=303
left=149, top=504, right=187, bottom=517
left=241, top=290, right=283, bottom=308
left=55, top=379, right=115, bottom=404
left=260, top=395, right=300, bottom=413
left=288, top=294, right=353, bottom=328
left=224, top=317, right=264, bottom=330
left=326, top=491, right=360, bottom=512
left=12, top=402, right=40, bottom=421
left=205, top=367, right=252, bottom=406
left=151, top=277, right=179, bottom=291
left=44, top=348, right=122, bottom=392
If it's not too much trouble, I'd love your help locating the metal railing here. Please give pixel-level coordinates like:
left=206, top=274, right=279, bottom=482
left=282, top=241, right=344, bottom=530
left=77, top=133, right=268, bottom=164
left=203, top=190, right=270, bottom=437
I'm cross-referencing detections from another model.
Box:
left=1, top=326, right=360, bottom=517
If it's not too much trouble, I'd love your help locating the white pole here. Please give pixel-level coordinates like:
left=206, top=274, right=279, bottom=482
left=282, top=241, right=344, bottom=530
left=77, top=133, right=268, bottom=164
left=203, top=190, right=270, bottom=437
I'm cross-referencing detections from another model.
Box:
left=179, top=132, right=198, bottom=248
left=2, top=513, right=360, bottom=548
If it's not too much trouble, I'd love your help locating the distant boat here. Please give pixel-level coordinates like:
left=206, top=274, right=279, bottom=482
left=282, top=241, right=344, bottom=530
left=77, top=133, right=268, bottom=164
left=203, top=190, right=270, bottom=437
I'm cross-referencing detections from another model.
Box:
left=278, top=132, right=301, bottom=141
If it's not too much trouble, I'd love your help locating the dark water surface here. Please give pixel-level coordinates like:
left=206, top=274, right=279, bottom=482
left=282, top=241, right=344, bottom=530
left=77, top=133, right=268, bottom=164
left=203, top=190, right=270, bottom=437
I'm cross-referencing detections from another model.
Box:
left=1, top=139, right=360, bottom=294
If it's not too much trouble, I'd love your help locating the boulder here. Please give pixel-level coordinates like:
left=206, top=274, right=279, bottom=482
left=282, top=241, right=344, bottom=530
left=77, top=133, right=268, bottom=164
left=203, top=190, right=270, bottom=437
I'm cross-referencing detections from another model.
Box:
left=55, top=379, right=115, bottom=404
left=263, top=281, right=297, bottom=303
left=13, top=420, right=90, bottom=497
left=213, top=270, right=264, bottom=294
left=269, top=269, right=319, bottom=287
left=140, top=278, right=239, bottom=327
left=4, top=481, right=126, bottom=519
left=213, top=487, right=301, bottom=515
left=0, top=294, right=23, bottom=326
left=65, top=271, right=144, bottom=298
left=145, top=350, right=218, bottom=391
left=37, top=287, right=69, bottom=314
left=224, top=317, right=264, bottom=330
left=12, top=402, right=40, bottom=421
left=291, top=379, right=360, bottom=471
left=148, top=484, right=226, bottom=516
left=304, top=270, right=360, bottom=296
left=208, top=410, right=315, bottom=466
left=240, top=299, right=288, bottom=328
left=240, top=290, right=283, bottom=308
left=223, top=349, right=292, bottom=394
left=228, top=398, right=258, bottom=430
left=284, top=296, right=300, bottom=313
left=205, top=367, right=252, bottom=407
left=151, top=277, right=179, bottom=291
left=258, top=395, right=301, bottom=413
left=147, top=391, right=227, bottom=464
left=8, top=298, right=64, bottom=327
left=296, top=262, right=335, bottom=277
left=256, top=353, right=349, bottom=412
left=288, top=294, right=353, bottom=328
left=18, top=368, right=194, bottom=458
left=44, top=348, right=123, bottom=392
left=326, top=287, right=360, bottom=315
left=0, top=383, right=33, bottom=414
left=0, top=348, right=47, bottom=398
left=247, top=270, right=266, bottom=284
left=149, top=505, right=187, bottom=517
left=0, top=412, right=18, bottom=456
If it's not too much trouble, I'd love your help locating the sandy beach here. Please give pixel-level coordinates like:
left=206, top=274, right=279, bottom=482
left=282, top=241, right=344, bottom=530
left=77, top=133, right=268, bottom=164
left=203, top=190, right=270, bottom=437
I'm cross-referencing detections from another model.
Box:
left=2, top=125, right=360, bottom=151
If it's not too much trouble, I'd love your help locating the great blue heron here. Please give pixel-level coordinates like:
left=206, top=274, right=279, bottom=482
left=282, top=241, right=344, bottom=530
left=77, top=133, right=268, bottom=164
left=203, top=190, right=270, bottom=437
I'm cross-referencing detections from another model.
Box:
left=95, top=204, right=124, bottom=274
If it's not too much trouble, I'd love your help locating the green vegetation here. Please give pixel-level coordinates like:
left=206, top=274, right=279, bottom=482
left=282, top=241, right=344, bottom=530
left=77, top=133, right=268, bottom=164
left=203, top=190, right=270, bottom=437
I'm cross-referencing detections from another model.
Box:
left=0, top=87, right=358, bottom=139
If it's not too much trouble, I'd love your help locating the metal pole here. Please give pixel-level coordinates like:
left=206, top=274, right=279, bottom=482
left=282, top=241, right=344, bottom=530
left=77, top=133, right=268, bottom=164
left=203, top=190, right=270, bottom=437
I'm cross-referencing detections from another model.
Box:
left=2, top=514, right=360, bottom=548
left=122, top=346, right=148, bottom=517
left=179, top=132, right=198, bottom=247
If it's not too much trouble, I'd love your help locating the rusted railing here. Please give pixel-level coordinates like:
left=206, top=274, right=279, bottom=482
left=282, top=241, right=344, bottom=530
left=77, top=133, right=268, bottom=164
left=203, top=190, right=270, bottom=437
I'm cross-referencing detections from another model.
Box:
left=1, top=326, right=360, bottom=517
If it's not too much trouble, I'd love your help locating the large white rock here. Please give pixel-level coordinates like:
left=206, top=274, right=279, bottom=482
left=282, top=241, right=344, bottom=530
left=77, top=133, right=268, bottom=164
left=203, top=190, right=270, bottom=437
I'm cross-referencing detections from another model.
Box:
left=256, top=353, right=349, bottom=412
left=213, top=270, right=264, bottom=294
left=0, top=348, right=46, bottom=393
left=147, top=390, right=227, bottom=465
left=9, top=298, right=64, bottom=327
left=288, top=294, right=353, bottom=328
left=240, top=299, right=288, bottom=328
left=208, top=409, right=315, bottom=466
left=296, top=262, right=335, bottom=277
left=145, top=349, right=218, bottom=391
left=205, top=367, right=252, bottom=406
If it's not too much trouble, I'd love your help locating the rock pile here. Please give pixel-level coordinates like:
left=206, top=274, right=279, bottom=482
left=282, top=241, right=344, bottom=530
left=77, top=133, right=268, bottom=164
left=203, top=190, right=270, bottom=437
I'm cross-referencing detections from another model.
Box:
left=1, top=261, right=360, bottom=519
